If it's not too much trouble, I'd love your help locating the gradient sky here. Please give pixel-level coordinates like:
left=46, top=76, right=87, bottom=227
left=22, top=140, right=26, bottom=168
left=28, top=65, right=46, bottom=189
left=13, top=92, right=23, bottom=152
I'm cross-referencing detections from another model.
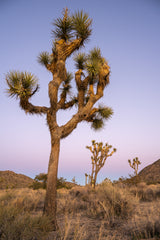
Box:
left=0, top=0, right=160, bottom=184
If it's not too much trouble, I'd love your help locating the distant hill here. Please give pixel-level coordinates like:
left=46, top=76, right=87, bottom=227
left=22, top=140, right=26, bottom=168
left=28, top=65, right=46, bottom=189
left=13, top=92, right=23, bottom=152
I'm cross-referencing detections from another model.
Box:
left=0, top=171, right=34, bottom=189
left=138, top=159, right=160, bottom=184
left=0, top=171, right=77, bottom=190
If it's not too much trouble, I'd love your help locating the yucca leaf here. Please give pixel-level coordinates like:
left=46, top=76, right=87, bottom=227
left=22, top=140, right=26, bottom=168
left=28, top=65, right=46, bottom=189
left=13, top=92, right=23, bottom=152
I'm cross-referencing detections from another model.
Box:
left=38, top=52, right=50, bottom=66
left=74, top=52, right=87, bottom=70
left=98, top=106, right=113, bottom=119
left=86, top=48, right=104, bottom=77
left=91, top=118, right=104, bottom=130
left=6, top=71, right=39, bottom=99
left=52, top=9, right=73, bottom=41
left=88, top=48, right=102, bottom=62
left=72, top=10, right=92, bottom=43
left=60, top=72, right=73, bottom=94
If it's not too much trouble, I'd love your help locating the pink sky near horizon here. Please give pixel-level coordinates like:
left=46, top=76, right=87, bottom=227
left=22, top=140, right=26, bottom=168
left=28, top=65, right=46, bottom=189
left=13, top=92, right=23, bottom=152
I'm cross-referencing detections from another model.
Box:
left=0, top=0, right=160, bottom=184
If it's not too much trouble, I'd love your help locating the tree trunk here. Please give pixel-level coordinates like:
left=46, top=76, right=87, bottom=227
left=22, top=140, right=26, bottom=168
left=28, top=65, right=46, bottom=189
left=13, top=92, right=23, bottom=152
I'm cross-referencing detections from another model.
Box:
left=85, top=174, right=88, bottom=185
left=94, top=171, right=98, bottom=189
left=90, top=162, right=94, bottom=186
left=43, top=133, right=60, bottom=229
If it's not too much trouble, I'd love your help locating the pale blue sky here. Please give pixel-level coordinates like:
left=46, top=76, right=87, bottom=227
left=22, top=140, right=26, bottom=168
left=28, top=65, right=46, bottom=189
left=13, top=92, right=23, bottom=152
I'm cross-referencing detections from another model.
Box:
left=0, top=0, right=160, bottom=184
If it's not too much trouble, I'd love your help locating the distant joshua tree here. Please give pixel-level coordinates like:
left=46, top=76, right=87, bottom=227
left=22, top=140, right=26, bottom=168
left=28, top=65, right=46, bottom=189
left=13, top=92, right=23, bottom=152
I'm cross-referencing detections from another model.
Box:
left=128, top=157, right=141, bottom=177
left=85, top=173, right=88, bottom=185
left=71, top=176, right=77, bottom=184
left=86, top=140, right=116, bottom=188
left=5, top=8, right=113, bottom=229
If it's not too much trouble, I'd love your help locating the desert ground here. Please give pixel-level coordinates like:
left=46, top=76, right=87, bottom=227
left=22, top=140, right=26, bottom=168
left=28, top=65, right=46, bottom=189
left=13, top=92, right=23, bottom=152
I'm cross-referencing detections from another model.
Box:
left=0, top=181, right=160, bottom=240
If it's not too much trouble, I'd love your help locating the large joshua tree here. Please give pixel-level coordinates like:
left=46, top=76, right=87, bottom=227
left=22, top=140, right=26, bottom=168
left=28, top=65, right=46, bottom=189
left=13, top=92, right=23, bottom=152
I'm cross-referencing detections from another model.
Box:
left=5, top=9, right=113, bottom=227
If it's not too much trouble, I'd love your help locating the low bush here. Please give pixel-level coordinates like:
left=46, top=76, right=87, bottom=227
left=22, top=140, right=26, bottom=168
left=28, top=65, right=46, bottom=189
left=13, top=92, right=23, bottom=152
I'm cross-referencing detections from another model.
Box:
left=67, top=183, right=136, bottom=220
left=96, top=182, right=135, bottom=219
left=30, top=174, right=71, bottom=190
left=130, top=183, right=160, bottom=201
left=0, top=190, right=53, bottom=240
left=130, top=218, right=160, bottom=239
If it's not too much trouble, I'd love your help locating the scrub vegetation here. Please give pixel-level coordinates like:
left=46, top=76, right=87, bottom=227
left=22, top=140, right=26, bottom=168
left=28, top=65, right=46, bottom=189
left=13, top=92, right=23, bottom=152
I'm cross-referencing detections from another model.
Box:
left=0, top=180, right=160, bottom=239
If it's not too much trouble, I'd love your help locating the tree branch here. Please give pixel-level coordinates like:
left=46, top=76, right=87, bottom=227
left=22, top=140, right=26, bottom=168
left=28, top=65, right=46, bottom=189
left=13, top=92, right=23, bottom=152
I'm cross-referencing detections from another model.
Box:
left=75, top=70, right=87, bottom=109
left=56, top=38, right=82, bottom=61
left=20, top=98, right=49, bottom=115
left=57, top=97, right=77, bottom=110
left=60, top=113, right=80, bottom=138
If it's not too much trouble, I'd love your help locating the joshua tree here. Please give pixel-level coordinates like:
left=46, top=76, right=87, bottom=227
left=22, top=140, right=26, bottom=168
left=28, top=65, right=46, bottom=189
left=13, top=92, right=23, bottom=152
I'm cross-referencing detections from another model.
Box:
left=86, top=140, right=116, bottom=188
left=88, top=175, right=92, bottom=185
left=85, top=173, right=88, bottom=185
left=5, top=9, right=113, bottom=228
left=71, top=176, right=77, bottom=184
left=128, top=157, right=141, bottom=177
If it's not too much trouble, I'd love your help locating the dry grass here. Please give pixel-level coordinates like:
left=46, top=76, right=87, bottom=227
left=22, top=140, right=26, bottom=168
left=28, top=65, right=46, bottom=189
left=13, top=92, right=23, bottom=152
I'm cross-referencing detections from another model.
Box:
left=0, top=183, right=160, bottom=239
left=130, top=182, right=160, bottom=201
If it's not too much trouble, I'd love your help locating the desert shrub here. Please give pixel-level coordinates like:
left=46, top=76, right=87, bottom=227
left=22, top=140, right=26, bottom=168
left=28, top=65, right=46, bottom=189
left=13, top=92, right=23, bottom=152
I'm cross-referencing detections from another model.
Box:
left=0, top=190, right=15, bottom=203
left=0, top=189, right=45, bottom=213
left=130, top=218, right=160, bottom=239
left=115, top=174, right=141, bottom=186
left=67, top=184, right=136, bottom=220
left=0, top=190, right=53, bottom=240
left=30, top=173, right=47, bottom=190
left=57, top=177, right=71, bottom=189
left=30, top=174, right=70, bottom=190
left=130, top=183, right=160, bottom=201
left=57, top=187, right=89, bottom=215
left=31, top=180, right=44, bottom=190
left=96, top=182, right=135, bottom=219
left=143, top=188, right=155, bottom=201
left=0, top=207, right=53, bottom=240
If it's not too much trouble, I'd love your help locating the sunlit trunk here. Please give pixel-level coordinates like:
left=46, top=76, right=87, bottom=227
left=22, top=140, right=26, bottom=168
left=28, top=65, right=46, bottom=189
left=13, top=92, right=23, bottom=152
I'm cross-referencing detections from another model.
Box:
left=43, top=133, right=60, bottom=229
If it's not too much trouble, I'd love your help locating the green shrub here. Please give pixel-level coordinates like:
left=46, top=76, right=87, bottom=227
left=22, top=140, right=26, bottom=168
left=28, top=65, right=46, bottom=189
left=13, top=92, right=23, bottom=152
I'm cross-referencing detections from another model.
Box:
left=57, top=177, right=70, bottom=189
left=30, top=173, right=70, bottom=190
left=30, top=180, right=44, bottom=190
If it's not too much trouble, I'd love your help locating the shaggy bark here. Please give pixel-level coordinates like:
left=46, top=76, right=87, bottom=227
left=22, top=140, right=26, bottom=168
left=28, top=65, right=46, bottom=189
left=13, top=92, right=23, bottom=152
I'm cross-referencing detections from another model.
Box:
left=43, top=130, right=60, bottom=228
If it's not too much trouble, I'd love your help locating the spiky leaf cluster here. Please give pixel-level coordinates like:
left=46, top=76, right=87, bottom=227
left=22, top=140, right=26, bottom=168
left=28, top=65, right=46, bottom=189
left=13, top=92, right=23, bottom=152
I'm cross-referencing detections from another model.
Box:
left=72, top=10, right=92, bottom=43
left=86, top=48, right=104, bottom=78
left=91, top=106, right=113, bottom=130
left=61, top=72, right=73, bottom=94
left=91, top=118, right=104, bottom=130
left=98, top=106, right=113, bottom=119
left=74, top=48, right=106, bottom=78
left=38, top=52, right=51, bottom=66
left=6, top=71, right=39, bottom=99
left=52, top=9, right=73, bottom=41
left=74, top=53, right=87, bottom=70
left=52, top=9, right=92, bottom=44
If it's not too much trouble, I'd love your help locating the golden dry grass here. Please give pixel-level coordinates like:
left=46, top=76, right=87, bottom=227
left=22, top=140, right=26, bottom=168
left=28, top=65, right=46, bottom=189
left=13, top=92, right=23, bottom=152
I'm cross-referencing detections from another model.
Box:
left=0, top=183, right=160, bottom=239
